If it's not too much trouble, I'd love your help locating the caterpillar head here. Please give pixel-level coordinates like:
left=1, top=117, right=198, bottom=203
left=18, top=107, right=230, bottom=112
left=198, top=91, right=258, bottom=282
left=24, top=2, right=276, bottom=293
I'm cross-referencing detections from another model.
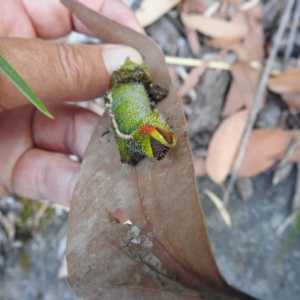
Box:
left=134, top=124, right=177, bottom=160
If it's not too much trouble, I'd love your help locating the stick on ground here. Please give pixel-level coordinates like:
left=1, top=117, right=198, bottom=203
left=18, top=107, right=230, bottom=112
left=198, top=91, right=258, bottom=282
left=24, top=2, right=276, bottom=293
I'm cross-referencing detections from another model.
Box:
left=223, top=0, right=295, bottom=205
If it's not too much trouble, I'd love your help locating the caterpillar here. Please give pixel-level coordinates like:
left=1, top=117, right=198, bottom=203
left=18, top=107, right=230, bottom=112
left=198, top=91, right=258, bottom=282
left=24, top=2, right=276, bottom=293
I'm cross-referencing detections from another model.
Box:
left=104, top=59, right=177, bottom=165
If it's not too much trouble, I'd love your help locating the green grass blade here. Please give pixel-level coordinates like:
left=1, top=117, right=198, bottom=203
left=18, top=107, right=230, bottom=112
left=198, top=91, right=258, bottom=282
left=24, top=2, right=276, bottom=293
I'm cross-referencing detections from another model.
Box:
left=0, top=54, right=53, bottom=119
left=276, top=212, right=300, bottom=262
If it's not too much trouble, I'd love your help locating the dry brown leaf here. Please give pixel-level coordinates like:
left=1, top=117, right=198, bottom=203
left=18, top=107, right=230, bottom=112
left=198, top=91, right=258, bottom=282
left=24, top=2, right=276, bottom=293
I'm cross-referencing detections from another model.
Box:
left=268, top=68, right=300, bottom=94
left=222, top=79, right=245, bottom=116
left=135, top=0, right=181, bottom=27
left=222, top=10, right=264, bottom=116
left=238, top=129, right=299, bottom=177
left=180, top=51, right=226, bottom=96
left=281, top=93, right=300, bottom=115
left=217, top=1, right=229, bottom=19
left=210, top=12, right=248, bottom=48
left=179, top=63, right=208, bottom=96
left=60, top=0, right=255, bottom=299
left=222, top=62, right=262, bottom=116
left=184, top=26, right=201, bottom=56
left=290, top=142, right=300, bottom=162
left=229, top=22, right=264, bottom=62
left=184, top=0, right=214, bottom=13
left=241, top=0, right=262, bottom=23
left=206, top=109, right=249, bottom=184
left=194, top=158, right=207, bottom=176
left=181, top=11, right=248, bottom=40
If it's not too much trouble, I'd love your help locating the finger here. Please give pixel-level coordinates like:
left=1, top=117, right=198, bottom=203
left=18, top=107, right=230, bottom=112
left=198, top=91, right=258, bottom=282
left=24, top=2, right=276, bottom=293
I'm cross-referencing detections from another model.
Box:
left=32, top=104, right=99, bottom=158
left=12, top=149, right=80, bottom=206
left=0, top=38, right=142, bottom=110
left=0, top=0, right=35, bottom=37
left=20, top=0, right=143, bottom=39
left=71, top=0, right=144, bottom=36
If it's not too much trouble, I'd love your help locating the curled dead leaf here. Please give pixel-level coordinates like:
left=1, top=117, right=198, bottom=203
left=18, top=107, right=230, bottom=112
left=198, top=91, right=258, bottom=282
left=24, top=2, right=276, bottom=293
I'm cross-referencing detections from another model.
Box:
left=184, top=26, right=201, bottom=56
left=222, top=62, right=263, bottom=116
left=206, top=109, right=249, bottom=184
left=281, top=93, right=300, bottom=115
left=268, top=68, right=300, bottom=94
left=183, top=0, right=214, bottom=14
left=210, top=12, right=248, bottom=48
left=135, top=0, right=181, bottom=27
left=238, top=129, right=300, bottom=177
left=181, top=12, right=248, bottom=40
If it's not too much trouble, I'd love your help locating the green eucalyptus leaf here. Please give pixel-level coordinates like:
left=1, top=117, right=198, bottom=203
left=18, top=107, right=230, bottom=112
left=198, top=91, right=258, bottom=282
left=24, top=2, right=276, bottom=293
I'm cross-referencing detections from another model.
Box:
left=0, top=54, right=53, bottom=119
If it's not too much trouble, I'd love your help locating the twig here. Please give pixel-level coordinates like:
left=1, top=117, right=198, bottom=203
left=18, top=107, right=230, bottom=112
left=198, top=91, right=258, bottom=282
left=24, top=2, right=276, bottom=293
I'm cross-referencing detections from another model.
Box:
left=165, top=56, right=281, bottom=76
left=276, top=207, right=300, bottom=235
left=165, top=56, right=231, bottom=70
left=223, top=0, right=295, bottom=205
left=293, top=162, right=300, bottom=211
left=283, top=0, right=300, bottom=69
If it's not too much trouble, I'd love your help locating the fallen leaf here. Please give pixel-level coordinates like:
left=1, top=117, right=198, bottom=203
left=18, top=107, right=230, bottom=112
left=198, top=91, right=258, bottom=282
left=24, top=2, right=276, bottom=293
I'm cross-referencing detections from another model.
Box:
left=194, top=158, right=207, bottom=176
left=238, top=129, right=299, bottom=177
left=222, top=62, right=262, bottom=116
left=60, top=0, right=255, bottom=299
left=281, top=93, right=300, bottom=115
left=242, top=1, right=262, bottom=26
left=217, top=1, right=228, bottom=19
left=181, top=12, right=248, bottom=40
left=135, top=0, right=181, bottom=27
left=180, top=51, right=225, bottom=96
left=221, top=11, right=264, bottom=116
left=179, top=63, right=208, bottom=96
left=210, top=12, right=248, bottom=48
left=183, top=0, right=214, bottom=13
left=268, top=68, right=300, bottom=94
left=229, top=21, right=264, bottom=62
left=204, top=189, right=232, bottom=226
left=184, top=26, right=201, bottom=56
left=222, top=79, right=245, bottom=116
left=206, top=109, right=249, bottom=184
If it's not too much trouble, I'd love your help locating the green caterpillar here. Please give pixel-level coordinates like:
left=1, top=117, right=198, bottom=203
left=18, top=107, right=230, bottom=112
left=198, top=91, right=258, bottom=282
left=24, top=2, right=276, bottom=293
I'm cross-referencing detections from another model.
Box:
left=105, top=59, right=177, bottom=165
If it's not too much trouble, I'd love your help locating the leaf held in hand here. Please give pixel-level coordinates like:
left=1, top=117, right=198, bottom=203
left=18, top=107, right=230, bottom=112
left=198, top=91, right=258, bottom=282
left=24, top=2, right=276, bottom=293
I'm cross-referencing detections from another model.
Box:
left=0, top=54, right=53, bottom=119
left=61, top=1, right=256, bottom=299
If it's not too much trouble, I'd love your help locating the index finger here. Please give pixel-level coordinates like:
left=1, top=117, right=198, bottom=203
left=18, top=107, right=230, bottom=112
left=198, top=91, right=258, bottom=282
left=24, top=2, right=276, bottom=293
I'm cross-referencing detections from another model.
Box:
left=0, top=38, right=142, bottom=111
left=20, top=0, right=144, bottom=39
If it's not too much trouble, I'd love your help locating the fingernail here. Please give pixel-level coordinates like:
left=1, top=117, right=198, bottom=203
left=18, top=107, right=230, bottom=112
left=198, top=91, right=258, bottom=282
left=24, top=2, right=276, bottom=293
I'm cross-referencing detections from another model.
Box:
left=102, top=45, right=143, bottom=75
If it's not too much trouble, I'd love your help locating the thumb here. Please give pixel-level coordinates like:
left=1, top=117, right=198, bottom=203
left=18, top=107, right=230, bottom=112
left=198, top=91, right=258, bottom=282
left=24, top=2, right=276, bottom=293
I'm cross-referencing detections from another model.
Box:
left=0, top=37, right=142, bottom=110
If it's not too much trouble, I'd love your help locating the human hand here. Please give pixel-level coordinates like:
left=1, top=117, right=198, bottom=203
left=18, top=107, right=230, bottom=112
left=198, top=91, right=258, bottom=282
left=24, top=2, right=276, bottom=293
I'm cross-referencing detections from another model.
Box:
left=0, top=0, right=143, bottom=206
